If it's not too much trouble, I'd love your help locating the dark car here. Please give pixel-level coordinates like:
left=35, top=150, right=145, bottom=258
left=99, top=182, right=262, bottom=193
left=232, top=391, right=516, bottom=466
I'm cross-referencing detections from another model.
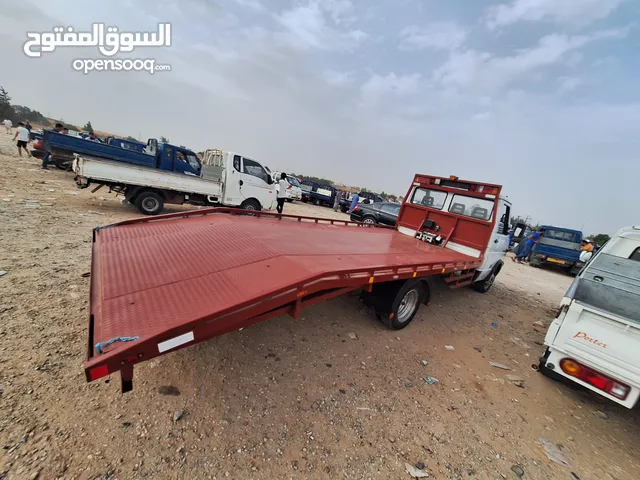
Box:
left=340, top=191, right=385, bottom=212
left=350, top=201, right=401, bottom=226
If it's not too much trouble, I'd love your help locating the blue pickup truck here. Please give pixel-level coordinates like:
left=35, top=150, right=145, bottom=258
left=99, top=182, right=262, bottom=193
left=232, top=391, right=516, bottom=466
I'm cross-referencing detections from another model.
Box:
left=43, top=130, right=201, bottom=175
left=530, top=225, right=585, bottom=275
left=300, top=180, right=337, bottom=207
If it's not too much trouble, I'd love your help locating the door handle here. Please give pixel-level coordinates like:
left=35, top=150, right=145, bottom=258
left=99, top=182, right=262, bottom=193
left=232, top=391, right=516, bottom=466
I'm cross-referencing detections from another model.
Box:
left=494, top=239, right=499, bottom=243
left=593, top=275, right=604, bottom=282
left=239, top=180, right=243, bottom=186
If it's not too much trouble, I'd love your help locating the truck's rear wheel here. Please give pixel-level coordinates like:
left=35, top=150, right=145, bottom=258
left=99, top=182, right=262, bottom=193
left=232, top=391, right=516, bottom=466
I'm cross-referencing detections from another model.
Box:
left=240, top=199, right=260, bottom=211
left=135, top=191, right=164, bottom=215
left=371, top=279, right=426, bottom=330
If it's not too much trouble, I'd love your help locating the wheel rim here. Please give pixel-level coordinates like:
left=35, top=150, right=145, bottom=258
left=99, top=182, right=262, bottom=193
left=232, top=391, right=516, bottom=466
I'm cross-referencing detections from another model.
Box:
left=142, top=197, right=159, bottom=212
left=363, top=218, right=375, bottom=224
left=397, top=289, right=420, bottom=323
left=244, top=204, right=256, bottom=211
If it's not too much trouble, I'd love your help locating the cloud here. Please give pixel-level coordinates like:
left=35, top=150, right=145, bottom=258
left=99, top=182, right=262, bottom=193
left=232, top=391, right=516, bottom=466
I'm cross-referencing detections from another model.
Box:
left=557, top=76, right=586, bottom=92
left=485, top=0, right=627, bottom=29
left=231, top=0, right=266, bottom=12
left=322, top=69, right=356, bottom=86
left=399, top=22, right=467, bottom=51
left=276, top=1, right=367, bottom=51
left=473, top=111, right=491, bottom=120
left=434, top=28, right=629, bottom=90
left=360, top=72, right=422, bottom=107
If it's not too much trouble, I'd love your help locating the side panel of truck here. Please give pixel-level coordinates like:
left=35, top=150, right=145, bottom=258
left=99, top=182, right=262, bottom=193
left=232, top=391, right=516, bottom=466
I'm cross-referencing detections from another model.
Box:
left=46, top=130, right=158, bottom=168
left=75, top=157, right=223, bottom=198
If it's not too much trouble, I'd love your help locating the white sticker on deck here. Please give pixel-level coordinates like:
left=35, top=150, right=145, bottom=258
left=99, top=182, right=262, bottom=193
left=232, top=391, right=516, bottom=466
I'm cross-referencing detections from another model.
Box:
left=158, top=331, right=194, bottom=353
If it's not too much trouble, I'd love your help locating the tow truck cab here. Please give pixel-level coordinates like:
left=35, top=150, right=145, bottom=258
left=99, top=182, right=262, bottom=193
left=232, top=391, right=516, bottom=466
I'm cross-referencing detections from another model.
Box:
left=396, top=175, right=511, bottom=292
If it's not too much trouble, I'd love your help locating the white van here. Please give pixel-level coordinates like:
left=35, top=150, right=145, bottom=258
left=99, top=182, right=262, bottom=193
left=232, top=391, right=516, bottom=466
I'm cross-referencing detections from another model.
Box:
left=538, top=226, right=640, bottom=408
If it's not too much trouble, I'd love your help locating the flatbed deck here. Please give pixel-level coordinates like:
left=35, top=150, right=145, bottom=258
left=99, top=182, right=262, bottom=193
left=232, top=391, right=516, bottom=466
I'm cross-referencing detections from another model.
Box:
left=85, top=208, right=482, bottom=390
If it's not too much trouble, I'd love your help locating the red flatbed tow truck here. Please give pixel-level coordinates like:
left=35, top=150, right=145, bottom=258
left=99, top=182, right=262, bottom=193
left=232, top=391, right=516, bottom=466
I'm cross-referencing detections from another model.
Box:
left=85, top=174, right=512, bottom=392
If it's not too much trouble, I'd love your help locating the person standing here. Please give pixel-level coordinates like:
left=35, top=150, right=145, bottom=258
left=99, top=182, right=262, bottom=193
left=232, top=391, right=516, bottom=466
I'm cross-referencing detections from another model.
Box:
left=277, top=172, right=291, bottom=214
left=348, top=192, right=360, bottom=214
left=3, top=118, right=13, bottom=134
left=87, top=131, right=102, bottom=143
left=41, top=123, right=65, bottom=169
left=580, top=239, right=594, bottom=253
left=333, top=190, right=341, bottom=212
left=12, top=122, right=32, bottom=158
left=513, top=231, right=542, bottom=263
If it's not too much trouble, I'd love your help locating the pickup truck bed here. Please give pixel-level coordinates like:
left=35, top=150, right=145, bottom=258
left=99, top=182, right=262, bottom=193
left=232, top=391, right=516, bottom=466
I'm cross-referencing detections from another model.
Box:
left=74, top=155, right=223, bottom=198
left=85, top=208, right=481, bottom=391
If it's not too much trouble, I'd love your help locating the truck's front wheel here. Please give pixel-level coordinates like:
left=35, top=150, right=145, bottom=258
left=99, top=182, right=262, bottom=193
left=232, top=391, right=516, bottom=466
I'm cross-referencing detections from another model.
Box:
left=472, top=264, right=501, bottom=293
left=135, top=191, right=164, bottom=215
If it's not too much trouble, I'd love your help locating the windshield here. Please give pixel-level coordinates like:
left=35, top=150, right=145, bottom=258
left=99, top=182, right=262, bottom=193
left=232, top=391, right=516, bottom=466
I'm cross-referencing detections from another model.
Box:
left=287, top=176, right=300, bottom=187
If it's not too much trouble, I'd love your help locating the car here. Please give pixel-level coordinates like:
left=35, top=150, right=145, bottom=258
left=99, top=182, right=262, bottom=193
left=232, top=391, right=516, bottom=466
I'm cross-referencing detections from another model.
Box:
left=349, top=201, right=401, bottom=226
left=340, top=191, right=384, bottom=212
left=272, top=171, right=303, bottom=202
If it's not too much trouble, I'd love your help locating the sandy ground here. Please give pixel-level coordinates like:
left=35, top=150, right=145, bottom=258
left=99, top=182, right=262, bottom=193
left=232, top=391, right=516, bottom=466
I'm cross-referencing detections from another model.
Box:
left=1, top=134, right=639, bottom=480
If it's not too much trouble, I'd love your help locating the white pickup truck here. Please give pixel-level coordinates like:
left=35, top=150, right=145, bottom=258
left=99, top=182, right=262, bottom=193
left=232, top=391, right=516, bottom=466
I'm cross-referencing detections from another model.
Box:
left=73, top=149, right=277, bottom=215
left=538, top=226, right=640, bottom=408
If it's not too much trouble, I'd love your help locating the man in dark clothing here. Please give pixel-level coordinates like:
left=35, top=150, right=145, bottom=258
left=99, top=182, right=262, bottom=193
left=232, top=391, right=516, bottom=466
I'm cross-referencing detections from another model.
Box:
left=41, top=123, right=65, bottom=169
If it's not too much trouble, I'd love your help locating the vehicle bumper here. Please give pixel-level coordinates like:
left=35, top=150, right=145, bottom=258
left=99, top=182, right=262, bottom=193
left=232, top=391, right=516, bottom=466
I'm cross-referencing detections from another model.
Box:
left=543, top=347, right=640, bottom=409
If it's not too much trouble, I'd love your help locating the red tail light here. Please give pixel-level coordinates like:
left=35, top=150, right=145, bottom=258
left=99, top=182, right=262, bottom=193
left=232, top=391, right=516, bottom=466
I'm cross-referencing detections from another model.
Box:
left=560, top=358, right=630, bottom=400
left=353, top=205, right=359, bottom=211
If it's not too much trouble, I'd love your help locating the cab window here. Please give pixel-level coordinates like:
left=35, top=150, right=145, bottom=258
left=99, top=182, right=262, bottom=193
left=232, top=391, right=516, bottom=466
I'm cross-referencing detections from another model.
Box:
left=411, top=188, right=447, bottom=209
left=448, top=194, right=494, bottom=221
left=243, top=158, right=269, bottom=183
left=233, top=155, right=241, bottom=172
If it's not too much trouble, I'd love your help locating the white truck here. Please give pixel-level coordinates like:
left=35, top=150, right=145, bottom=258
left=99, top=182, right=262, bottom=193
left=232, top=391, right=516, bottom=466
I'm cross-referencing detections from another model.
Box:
left=72, top=148, right=277, bottom=215
left=538, top=226, right=640, bottom=408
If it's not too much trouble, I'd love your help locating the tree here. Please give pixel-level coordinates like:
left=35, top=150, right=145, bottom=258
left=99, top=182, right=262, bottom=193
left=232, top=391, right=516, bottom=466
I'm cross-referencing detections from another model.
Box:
left=83, top=121, right=94, bottom=133
left=159, top=136, right=170, bottom=143
left=13, top=105, right=47, bottom=123
left=125, top=136, right=138, bottom=142
left=587, top=233, right=611, bottom=246
left=0, top=86, right=16, bottom=122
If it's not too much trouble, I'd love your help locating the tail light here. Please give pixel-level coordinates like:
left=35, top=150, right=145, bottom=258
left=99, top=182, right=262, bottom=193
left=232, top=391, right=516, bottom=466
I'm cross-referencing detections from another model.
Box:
left=560, top=359, right=630, bottom=400
left=353, top=205, right=358, bottom=211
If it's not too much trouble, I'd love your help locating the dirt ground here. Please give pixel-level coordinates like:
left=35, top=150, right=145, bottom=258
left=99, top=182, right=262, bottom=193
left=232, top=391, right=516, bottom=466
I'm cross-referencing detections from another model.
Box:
left=1, top=134, right=639, bottom=480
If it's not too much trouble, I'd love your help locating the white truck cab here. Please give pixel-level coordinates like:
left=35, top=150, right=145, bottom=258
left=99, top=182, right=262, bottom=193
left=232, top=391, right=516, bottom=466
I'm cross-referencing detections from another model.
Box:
left=539, top=226, right=640, bottom=408
left=201, top=149, right=276, bottom=211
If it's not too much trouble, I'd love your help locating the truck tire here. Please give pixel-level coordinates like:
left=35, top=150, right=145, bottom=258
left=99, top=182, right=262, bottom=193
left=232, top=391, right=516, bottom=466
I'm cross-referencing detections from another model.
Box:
left=372, top=279, right=426, bottom=330
left=134, top=190, right=164, bottom=215
left=240, top=199, right=260, bottom=211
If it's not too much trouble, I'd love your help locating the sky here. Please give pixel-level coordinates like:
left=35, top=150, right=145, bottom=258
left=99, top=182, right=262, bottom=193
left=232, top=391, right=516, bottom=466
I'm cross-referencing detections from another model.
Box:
left=0, top=0, right=638, bottom=234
